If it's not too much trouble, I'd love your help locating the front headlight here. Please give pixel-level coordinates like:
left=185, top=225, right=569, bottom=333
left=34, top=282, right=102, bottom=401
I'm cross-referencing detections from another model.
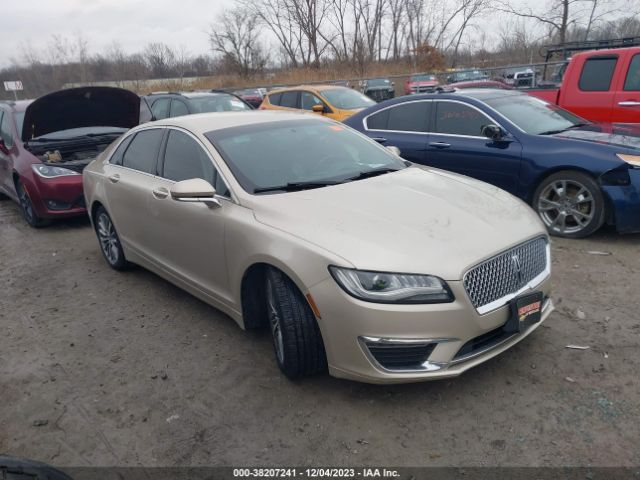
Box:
left=32, top=164, right=80, bottom=178
left=329, top=266, right=453, bottom=304
left=616, top=153, right=640, bottom=168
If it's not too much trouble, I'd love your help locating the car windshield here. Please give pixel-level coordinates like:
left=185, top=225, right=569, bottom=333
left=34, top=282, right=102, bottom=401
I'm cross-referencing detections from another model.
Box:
left=319, top=88, right=375, bottom=110
left=411, top=75, right=435, bottom=82
left=368, top=78, right=390, bottom=87
left=189, top=95, right=251, bottom=113
left=30, top=126, right=127, bottom=141
left=484, top=94, right=586, bottom=135
left=206, top=119, right=405, bottom=194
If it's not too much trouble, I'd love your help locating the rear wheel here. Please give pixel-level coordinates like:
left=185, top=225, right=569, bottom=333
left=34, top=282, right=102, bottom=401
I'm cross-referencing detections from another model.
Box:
left=94, top=206, right=129, bottom=270
left=16, top=180, right=49, bottom=228
left=533, top=171, right=605, bottom=239
left=265, top=267, right=327, bottom=379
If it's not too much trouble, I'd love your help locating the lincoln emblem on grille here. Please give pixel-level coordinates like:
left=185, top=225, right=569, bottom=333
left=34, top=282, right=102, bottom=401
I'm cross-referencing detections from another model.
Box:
left=512, top=254, right=523, bottom=286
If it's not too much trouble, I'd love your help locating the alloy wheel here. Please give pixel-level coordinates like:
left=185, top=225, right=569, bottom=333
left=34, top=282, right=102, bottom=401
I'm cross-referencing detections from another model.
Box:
left=96, top=213, right=120, bottom=266
left=17, top=183, right=35, bottom=224
left=266, top=277, right=285, bottom=365
left=537, top=179, right=595, bottom=235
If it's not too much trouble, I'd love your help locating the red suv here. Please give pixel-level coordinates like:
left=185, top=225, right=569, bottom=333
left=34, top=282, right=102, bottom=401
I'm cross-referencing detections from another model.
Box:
left=0, top=87, right=140, bottom=227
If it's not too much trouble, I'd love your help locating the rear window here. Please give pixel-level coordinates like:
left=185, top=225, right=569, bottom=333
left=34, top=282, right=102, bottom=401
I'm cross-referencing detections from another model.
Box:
left=579, top=56, right=617, bottom=91
left=268, top=93, right=282, bottom=105
left=122, top=129, right=163, bottom=175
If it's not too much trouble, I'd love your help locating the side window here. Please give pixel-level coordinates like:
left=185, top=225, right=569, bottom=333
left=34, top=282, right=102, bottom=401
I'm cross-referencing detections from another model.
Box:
left=122, top=129, right=164, bottom=174
left=387, top=102, right=430, bottom=132
left=280, top=91, right=298, bottom=109
left=579, top=56, right=617, bottom=92
left=151, top=98, right=171, bottom=120
left=624, top=54, right=640, bottom=91
left=170, top=100, right=189, bottom=117
left=162, top=130, right=214, bottom=183
left=109, top=134, right=134, bottom=165
left=300, top=92, right=323, bottom=111
left=268, top=92, right=282, bottom=106
left=0, top=111, right=12, bottom=147
left=366, top=109, right=390, bottom=130
left=435, top=102, right=491, bottom=137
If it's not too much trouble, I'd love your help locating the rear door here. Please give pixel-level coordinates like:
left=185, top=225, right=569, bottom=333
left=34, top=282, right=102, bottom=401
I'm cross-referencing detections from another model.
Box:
left=562, top=55, right=617, bottom=122
left=103, top=128, right=165, bottom=257
left=425, top=100, right=522, bottom=194
left=612, top=52, right=640, bottom=123
left=0, top=110, right=9, bottom=195
left=144, top=128, right=233, bottom=302
left=362, top=100, right=431, bottom=164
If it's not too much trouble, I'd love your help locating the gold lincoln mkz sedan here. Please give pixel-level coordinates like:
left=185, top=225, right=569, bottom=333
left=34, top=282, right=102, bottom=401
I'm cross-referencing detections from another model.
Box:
left=83, top=111, right=554, bottom=384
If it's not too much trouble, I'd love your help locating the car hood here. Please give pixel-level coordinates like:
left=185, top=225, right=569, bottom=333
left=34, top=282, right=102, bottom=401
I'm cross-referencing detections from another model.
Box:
left=22, top=87, right=141, bottom=142
left=552, top=124, right=640, bottom=152
left=365, top=86, right=393, bottom=91
left=251, top=167, right=545, bottom=280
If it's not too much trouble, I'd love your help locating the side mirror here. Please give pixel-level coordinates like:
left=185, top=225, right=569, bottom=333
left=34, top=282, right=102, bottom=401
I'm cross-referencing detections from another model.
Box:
left=386, top=145, right=401, bottom=157
left=0, top=138, right=8, bottom=155
left=312, top=104, right=325, bottom=114
left=482, top=124, right=503, bottom=141
left=170, top=178, right=220, bottom=208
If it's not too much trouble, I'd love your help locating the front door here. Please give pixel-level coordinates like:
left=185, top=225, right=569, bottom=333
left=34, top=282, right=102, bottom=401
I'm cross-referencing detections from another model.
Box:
left=426, top=100, right=522, bottom=195
left=144, top=128, right=231, bottom=303
left=612, top=52, right=640, bottom=124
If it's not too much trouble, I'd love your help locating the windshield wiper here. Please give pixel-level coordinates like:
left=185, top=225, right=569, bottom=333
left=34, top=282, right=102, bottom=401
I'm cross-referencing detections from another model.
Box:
left=539, top=122, right=592, bottom=135
left=344, top=167, right=402, bottom=182
left=253, top=180, right=342, bottom=194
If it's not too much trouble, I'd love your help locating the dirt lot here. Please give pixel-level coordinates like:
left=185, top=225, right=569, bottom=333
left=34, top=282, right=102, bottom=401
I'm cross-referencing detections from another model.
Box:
left=1, top=197, right=639, bottom=468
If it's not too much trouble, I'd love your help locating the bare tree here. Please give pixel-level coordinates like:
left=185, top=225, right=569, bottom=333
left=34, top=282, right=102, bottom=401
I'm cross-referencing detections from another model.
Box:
left=209, top=7, right=268, bottom=77
left=144, top=42, right=176, bottom=78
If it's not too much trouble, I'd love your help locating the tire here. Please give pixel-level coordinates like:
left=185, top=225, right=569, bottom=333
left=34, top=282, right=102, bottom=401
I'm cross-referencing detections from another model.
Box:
left=15, top=179, right=49, bottom=228
left=94, top=206, right=129, bottom=270
left=533, top=170, right=605, bottom=239
left=0, top=456, right=73, bottom=480
left=265, top=267, right=327, bottom=379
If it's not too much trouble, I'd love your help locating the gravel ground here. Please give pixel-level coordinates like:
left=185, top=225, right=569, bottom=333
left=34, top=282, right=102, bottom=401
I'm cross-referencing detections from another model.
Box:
left=1, top=198, right=639, bottom=468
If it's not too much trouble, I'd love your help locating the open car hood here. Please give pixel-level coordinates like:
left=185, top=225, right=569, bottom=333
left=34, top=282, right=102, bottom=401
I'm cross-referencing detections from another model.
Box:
left=22, top=87, right=141, bottom=142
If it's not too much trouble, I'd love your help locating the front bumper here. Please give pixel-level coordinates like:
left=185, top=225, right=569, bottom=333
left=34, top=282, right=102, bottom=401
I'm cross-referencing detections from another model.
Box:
left=603, top=168, right=640, bottom=234
left=25, top=172, right=87, bottom=219
left=309, top=275, right=553, bottom=384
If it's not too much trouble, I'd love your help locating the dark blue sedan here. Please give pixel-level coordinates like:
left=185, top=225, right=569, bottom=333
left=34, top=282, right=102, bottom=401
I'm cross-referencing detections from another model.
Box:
left=344, top=89, right=640, bottom=238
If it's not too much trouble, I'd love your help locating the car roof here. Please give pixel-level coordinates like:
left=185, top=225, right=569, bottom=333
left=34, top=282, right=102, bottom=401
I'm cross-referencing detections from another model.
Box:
left=145, top=110, right=328, bottom=133
left=146, top=91, right=230, bottom=99
left=268, top=84, right=346, bottom=94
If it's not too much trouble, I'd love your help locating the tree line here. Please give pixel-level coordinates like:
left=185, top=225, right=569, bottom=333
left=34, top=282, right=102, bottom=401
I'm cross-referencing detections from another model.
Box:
left=1, top=0, right=639, bottom=99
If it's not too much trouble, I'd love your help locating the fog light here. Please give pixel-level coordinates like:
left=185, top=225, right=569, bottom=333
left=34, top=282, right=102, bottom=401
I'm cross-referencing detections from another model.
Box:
left=46, top=200, right=72, bottom=211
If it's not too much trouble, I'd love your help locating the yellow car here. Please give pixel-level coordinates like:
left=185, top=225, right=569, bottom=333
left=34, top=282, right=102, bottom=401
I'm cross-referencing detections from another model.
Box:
left=260, top=85, right=376, bottom=122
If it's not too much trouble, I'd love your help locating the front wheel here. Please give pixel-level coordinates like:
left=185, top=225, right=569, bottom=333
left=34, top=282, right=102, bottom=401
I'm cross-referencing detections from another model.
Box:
left=94, top=206, right=129, bottom=270
left=265, top=268, right=327, bottom=379
left=533, top=171, right=605, bottom=239
left=16, top=180, right=49, bottom=228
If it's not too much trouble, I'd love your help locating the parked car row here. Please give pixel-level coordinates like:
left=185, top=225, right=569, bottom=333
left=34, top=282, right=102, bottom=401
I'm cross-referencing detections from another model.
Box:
left=2, top=49, right=639, bottom=384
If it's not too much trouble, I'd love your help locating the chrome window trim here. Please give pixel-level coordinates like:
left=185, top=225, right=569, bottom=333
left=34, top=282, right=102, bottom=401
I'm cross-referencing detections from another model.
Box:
left=465, top=239, right=551, bottom=315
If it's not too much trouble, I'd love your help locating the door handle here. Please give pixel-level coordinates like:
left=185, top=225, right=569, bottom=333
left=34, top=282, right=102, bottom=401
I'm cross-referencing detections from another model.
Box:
left=152, top=187, right=169, bottom=199
left=372, top=137, right=387, bottom=144
left=108, top=174, right=120, bottom=183
left=429, top=142, right=451, bottom=149
left=619, top=101, right=640, bottom=107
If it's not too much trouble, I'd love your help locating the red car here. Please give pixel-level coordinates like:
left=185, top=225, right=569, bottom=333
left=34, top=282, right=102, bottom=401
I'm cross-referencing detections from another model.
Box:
left=0, top=87, right=140, bottom=227
left=527, top=46, right=640, bottom=123
left=404, top=74, right=439, bottom=94
left=233, top=88, right=265, bottom=108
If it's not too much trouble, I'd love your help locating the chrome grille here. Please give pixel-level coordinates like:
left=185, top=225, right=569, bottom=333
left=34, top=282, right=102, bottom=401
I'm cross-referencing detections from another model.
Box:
left=463, top=237, right=549, bottom=313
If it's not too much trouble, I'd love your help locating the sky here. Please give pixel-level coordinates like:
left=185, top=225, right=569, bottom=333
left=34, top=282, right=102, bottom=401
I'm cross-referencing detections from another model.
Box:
left=0, top=0, right=234, bottom=67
